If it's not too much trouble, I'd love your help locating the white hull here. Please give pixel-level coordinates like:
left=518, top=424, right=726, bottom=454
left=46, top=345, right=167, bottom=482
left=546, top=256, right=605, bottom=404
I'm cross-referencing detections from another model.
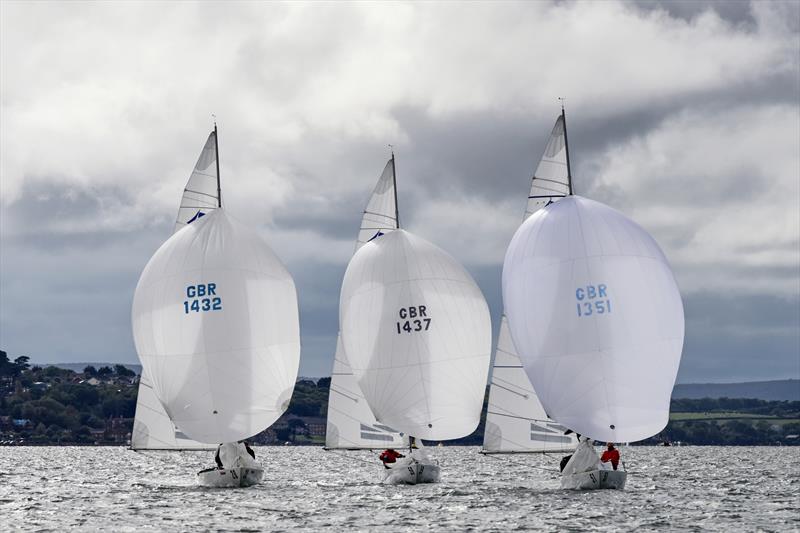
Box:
left=197, top=467, right=264, bottom=488
left=561, top=469, right=627, bottom=490
left=384, top=458, right=440, bottom=485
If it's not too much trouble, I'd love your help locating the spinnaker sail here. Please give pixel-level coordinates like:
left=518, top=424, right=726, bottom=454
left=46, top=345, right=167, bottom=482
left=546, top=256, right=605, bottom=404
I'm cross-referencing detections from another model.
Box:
left=502, top=195, right=685, bottom=444
left=132, top=209, right=300, bottom=444
left=340, top=229, right=492, bottom=441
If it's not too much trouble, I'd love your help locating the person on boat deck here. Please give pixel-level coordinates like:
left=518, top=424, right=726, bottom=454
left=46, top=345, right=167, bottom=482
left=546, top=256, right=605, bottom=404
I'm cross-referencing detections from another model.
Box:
left=379, top=448, right=404, bottom=468
left=561, top=436, right=601, bottom=476
left=215, top=441, right=257, bottom=469
left=600, top=442, right=620, bottom=470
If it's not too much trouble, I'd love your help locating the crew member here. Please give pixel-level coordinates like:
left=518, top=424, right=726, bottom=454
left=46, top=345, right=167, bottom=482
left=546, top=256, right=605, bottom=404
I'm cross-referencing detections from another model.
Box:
left=379, top=448, right=404, bottom=468
left=600, top=442, right=620, bottom=470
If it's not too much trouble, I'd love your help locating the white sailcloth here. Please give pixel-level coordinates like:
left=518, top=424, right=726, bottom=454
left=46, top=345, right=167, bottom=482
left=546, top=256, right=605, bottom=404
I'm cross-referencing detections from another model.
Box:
left=525, top=115, right=571, bottom=218
left=130, top=368, right=214, bottom=450
left=131, top=131, right=223, bottom=450
left=174, top=131, right=219, bottom=233
left=356, top=158, right=398, bottom=250
left=325, top=335, right=407, bottom=449
left=340, top=229, right=492, bottom=441
left=325, top=156, right=405, bottom=449
left=482, top=113, right=577, bottom=454
left=132, top=208, right=300, bottom=444
left=502, top=195, right=684, bottom=443
left=482, top=316, right=576, bottom=453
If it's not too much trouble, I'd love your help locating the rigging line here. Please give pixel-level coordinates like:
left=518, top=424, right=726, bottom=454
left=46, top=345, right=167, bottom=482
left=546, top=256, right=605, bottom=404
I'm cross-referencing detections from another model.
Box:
left=182, top=188, right=219, bottom=200
left=489, top=381, right=529, bottom=398
left=483, top=452, right=561, bottom=474
left=531, top=176, right=569, bottom=186
left=323, top=448, right=380, bottom=467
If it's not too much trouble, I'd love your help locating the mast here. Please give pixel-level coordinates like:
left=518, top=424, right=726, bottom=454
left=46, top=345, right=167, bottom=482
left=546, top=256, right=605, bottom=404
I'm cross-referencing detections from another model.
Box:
left=560, top=102, right=574, bottom=196
left=214, top=122, right=222, bottom=208
left=391, top=149, right=400, bottom=229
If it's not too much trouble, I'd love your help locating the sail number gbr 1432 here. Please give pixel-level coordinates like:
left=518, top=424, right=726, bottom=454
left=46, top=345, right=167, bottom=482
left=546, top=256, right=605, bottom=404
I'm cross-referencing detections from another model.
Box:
left=183, top=283, right=222, bottom=314
left=396, top=306, right=431, bottom=334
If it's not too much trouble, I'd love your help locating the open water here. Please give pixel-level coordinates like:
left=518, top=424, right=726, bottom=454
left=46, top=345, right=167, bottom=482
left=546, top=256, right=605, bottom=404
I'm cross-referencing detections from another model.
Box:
left=0, top=446, right=797, bottom=532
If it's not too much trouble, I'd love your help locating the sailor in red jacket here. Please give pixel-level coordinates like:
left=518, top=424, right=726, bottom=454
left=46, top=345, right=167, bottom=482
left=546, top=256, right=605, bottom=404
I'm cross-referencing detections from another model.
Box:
left=379, top=448, right=404, bottom=468
left=600, top=442, right=620, bottom=470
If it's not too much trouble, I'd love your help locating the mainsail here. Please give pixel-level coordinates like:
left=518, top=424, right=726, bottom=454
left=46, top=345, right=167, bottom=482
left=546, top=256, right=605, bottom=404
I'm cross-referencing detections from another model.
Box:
left=132, top=209, right=301, bottom=444
left=130, top=369, right=213, bottom=450
left=502, top=195, right=685, bottom=443
left=174, top=130, right=220, bottom=233
left=325, top=156, right=406, bottom=449
left=340, top=229, right=492, bottom=441
left=482, top=111, right=578, bottom=454
left=482, top=317, right=576, bottom=453
left=131, top=128, right=222, bottom=450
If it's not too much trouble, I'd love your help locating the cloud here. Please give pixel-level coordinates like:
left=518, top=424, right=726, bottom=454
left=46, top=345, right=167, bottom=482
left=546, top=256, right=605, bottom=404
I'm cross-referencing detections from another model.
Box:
left=1, top=1, right=798, bottom=381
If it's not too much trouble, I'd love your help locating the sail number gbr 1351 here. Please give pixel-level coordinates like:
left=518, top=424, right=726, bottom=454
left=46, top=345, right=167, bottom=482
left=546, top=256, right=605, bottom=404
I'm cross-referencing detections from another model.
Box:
left=396, top=306, right=431, bottom=334
left=183, top=283, right=222, bottom=314
left=575, top=284, right=611, bottom=317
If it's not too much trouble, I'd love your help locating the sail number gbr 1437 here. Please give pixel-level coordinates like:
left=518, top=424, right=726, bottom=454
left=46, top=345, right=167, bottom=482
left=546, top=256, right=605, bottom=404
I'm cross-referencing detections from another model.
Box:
left=575, top=284, right=611, bottom=317
left=396, top=306, right=431, bottom=334
left=183, top=283, right=222, bottom=314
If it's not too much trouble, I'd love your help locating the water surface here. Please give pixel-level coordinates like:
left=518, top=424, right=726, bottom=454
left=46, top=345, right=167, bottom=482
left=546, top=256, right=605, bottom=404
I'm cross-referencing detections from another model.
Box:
left=1, top=446, right=797, bottom=531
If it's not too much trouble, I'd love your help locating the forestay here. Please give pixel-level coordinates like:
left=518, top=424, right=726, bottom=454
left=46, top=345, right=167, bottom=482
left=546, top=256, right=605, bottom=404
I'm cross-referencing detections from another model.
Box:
left=132, top=209, right=300, bottom=444
left=325, top=335, right=407, bottom=449
left=482, top=316, right=576, bottom=453
left=340, top=229, right=492, bottom=441
left=502, top=196, right=684, bottom=443
left=174, top=131, right=220, bottom=233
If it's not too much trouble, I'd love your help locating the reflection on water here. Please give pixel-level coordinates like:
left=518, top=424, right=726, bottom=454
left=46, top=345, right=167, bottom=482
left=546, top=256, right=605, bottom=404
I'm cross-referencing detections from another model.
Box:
left=0, top=446, right=797, bottom=531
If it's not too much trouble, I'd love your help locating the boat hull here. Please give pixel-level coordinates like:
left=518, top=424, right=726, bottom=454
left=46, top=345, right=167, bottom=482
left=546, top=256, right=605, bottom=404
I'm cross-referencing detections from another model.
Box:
left=561, top=469, right=627, bottom=490
left=384, top=458, right=441, bottom=485
left=197, top=467, right=264, bottom=488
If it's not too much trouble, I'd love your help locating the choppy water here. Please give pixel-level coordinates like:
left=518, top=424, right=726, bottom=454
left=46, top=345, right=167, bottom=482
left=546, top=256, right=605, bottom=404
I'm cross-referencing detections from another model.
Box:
left=0, top=446, right=797, bottom=531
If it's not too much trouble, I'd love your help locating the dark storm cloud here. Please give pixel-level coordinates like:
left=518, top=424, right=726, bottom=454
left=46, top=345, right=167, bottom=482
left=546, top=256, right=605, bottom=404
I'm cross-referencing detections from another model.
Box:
left=679, top=291, right=800, bottom=382
left=630, top=0, right=760, bottom=29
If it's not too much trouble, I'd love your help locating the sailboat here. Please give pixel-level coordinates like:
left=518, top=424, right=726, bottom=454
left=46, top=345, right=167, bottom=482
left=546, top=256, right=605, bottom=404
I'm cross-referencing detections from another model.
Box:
left=339, top=153, right=492, bottom=484
left=131, top=124, right=301, bottom=487
left=502, top=106, right=685, bottom=490
left=482, top=114, right=578, bottom=455
left=325, top=159, right=407, bottom=450
left=130, top=130, right=220, bottom=452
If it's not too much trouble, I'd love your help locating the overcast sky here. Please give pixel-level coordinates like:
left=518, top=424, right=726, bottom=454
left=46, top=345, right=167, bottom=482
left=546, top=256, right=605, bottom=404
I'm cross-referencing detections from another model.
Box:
left=1, top=0, right=798, bottom=383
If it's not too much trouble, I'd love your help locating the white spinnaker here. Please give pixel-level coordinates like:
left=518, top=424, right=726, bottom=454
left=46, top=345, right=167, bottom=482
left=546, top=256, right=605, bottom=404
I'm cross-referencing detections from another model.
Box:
left=132, top=209, right=300, bottom=444
left=340, top=229, right=492, bottom=441
left=482, top=316, right=577, bottom=453
left=525, top=115, right=571, bottom=218
left=356, top=158, right=398, bottom=250
left=502, top=195, right=684, bottom=443
left=325, top=156, right=405, bottom=449
left=130, top=368, right=214, bottom=450
left=174, top=131, right=219, bottom=233
left=325, top=335, right=408, bottom=449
